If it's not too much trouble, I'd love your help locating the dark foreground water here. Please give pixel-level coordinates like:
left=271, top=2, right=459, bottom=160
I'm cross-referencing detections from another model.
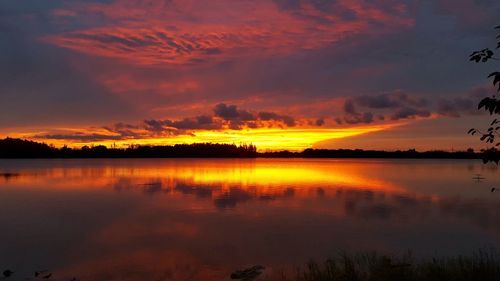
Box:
left=0, top=159, right=499, bottom=280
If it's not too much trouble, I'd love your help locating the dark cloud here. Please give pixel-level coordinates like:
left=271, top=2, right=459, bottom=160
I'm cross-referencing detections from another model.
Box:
left=144, top=120, right=169, bottom=133
left=143, top=117, right=220, bottom=133
left=258, top=111, right=296, bottom=127
left=354, top=92, right=428, bottom=109
left=33, top=103, right=307, bottom=143
left=37, top=133, right=126, bottom=141
left=238, top=110, right=255, bottom=121
left=343, top=100, right=357, bottom=115
left=390, top=107, right=431, bottom=120
left=345, top=112, right=374, bottom=125
left=196, top=115, right=213, bottom=125
left=339, top=90, right=482, bottom=123
left=437, top=99, right=461, bottom=118
left=341, top=100, right=375, bottom=124
left=213, top=104, right=297, bottom=129
left=436, top=95, right=482, bottom=118
left=257, top=111, right=279, bottom=121
left=102, top=123, right=142, bottom=138
left=213, top=103, right=240, bottom=120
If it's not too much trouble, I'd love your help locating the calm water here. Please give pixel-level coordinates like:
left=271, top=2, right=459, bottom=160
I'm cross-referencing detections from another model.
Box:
left=0, top=158, right=499, bottom=280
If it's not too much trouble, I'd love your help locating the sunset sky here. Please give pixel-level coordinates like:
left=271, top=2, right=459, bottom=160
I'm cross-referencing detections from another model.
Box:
left=1, top=0, right=499, bottom=151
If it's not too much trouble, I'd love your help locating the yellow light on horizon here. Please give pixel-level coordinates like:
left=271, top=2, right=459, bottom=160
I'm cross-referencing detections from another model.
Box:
left=8, top=124, right=399, bottom=151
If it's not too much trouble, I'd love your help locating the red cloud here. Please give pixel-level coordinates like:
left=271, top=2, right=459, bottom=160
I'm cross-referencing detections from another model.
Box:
left=46, top=0, right=414, bottom=65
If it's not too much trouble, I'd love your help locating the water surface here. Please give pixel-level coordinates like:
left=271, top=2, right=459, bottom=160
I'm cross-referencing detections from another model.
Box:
left=0, top=159, right=499, bottom=280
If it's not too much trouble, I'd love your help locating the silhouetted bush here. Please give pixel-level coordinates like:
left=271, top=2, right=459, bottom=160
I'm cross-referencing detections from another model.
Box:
left=272, top=250, right=500, bottom=281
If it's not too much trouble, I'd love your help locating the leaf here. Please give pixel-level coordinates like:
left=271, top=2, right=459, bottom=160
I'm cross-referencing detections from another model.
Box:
left=478, top=97, right=490, bottom=109
left=491, top=119, right=498, bottom=125
left=481, top=134, right=488, bottom=141
left=495, top=75, right=500, bottom=86
left=468, top=128, right=476, bottom=134
left=489, top=72, right=500, bottom=78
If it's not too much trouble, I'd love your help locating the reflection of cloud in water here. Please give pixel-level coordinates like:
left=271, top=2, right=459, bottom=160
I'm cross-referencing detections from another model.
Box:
left=108, top=176, right=500, bottom=234
left=2, top=159, right=500, bottom=281
left=336, top=189, right=500, bottom=233
left=175, top=183, right=212, bottom=198
left=112, top=178, right=297, bottom=209
left=214, top=188, right=253, bottom=209
left=58, top=250, right=225, bottom=281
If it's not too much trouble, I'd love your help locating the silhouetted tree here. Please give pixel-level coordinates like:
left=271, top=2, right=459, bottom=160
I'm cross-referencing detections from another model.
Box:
left=468, top=25, right=500, bottom=163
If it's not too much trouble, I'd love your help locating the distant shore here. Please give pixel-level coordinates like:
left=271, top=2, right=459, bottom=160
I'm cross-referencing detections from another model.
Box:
left=0, top=137, right=488, bottom=159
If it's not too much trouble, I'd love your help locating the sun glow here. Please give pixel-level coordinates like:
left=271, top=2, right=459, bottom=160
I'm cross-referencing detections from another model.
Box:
left=3, top=158, right=404, bottom=194
left=15, top=125, right=397, bottom=151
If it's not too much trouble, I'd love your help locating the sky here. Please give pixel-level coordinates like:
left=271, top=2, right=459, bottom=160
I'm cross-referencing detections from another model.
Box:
left=1, top=0, right=499, bottom=151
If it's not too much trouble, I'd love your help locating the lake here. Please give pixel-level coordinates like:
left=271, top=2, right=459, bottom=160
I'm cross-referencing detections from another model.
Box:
left=0, top=158, right=499, bottom=280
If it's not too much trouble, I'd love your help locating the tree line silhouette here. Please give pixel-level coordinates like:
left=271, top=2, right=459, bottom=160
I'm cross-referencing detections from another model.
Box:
left=0, top=138, right=257, bottom=158
left=0, top=138, right=486, bottom=159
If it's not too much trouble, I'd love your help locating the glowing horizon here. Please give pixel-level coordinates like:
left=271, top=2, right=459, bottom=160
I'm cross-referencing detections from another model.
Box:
left=4, top=124, right=398, bottom=151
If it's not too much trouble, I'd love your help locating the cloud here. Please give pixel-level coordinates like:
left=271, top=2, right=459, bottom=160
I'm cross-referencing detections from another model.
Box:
left=2, top=0, right=500, bottom=151
left=33, top=103, right=310, bottom=143
left=340, top=100, right=375, bottom=124
left=213, top=103, right=241, bottom=120
left=44, top=0, right=414, bottom=65
left=37, top=133, right=128, bottom=141
left=257, top=111, right=296, bottom=127
left=338, top=89, right=484, bottom=124
left=315, top=118, right=325, bottom=126
left=213, top=103, right=297, bottom=129
left=353, top=91, right=428, bottom=109
left=390, top=107, right=431, bottom=120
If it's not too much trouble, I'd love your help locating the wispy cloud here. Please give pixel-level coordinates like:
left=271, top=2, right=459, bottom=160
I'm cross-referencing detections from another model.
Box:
left=45, top=0, right=414, bottom=64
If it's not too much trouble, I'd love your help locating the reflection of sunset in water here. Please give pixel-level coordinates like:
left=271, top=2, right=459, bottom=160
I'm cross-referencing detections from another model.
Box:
left=0, top=159, right=499, bottom=281
left=2, top=159, right=404, bottom=193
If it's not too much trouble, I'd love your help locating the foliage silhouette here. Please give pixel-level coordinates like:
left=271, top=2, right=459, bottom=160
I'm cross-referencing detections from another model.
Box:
left=5, top=250, right=500, bottom=281
left=274, top=249, right=500, bottom=281
left=468, top=25, right=500, bottom=163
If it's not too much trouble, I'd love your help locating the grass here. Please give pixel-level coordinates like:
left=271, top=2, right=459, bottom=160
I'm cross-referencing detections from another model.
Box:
left=269, top=250, right=500, bottom=281
left=4, top=250, right=500, bottom=281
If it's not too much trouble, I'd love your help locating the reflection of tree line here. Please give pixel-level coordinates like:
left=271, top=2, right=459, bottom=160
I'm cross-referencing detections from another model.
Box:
left=111, top=178, right=500, bottom=232
left=0, top=173, right=19, bottom=182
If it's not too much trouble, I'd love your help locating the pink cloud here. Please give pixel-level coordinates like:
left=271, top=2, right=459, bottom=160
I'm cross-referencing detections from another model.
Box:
left=46, top=0, right=414, bottom=65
